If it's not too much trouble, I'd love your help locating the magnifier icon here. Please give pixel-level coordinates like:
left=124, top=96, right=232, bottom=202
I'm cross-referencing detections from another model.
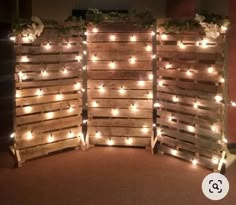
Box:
left=212, top=183, right=219, bottom=190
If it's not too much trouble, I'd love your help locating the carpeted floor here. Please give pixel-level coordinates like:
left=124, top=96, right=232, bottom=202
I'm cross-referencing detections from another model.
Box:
left=0, top=147, right=235, bottom=205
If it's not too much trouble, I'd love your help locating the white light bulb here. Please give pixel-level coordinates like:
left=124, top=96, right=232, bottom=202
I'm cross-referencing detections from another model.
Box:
left=207, top=66, right=214, bottom=74
left=92, top=101, right=98, bottom=107
left=46, top=112, right=54, bottom=119
left=112, top=108, right=119, bottom=116
left=161, top=34, right=167, bottom=40
left=154, top=102, right=160, bottom=108
left=130, top=35, right=136, bottom=42
left=188, top=125, right=195, bottom=132
left=26, top=131, right=33, bottom=140
left=165, top=63, right=172, bottom=69
left=22, top=36, right=30, bottom=43
left=107, top=139, right=114, bottom=146
left=36, top=89, right=43, bottom=97
left=83, top=50, right=87, bottom=55
left=221, top=25, right=228, bottom=33
left=193, top=101, right=199, bottom=109
left=212, top=156, right=219, bottom=164
left=172, top=96, right=179, bottom=102
left=152, top=54, right=156, bottom=59
left=157, top=129, right=162, bottom=136
left=61, top=68, right=68, bottom=75
left=68, top=106, right=74, bottom=113
left=158, top=80, right=164, bottom=87
left=138, top=80, right=145, bottom=87
left=146, top=45, right=152, bottom=52
left=41, top=69, right=48, bottom=77
left=215, top=95, right=223, bottom=103
left=220, top=77, right=225, bottom=83
left=92, top=55, right=97, bottom=62
left=201, top=39, right=208, bottom=48
left=211, top=125, right=218, bottom=133
left=16, top=91, right=21, bottom=98
left=109, top=61, right=116, bottom=69
left=75, top=55, right=82, bottom=62
left=44, top=43, right=51, bottom=50
left=147, top=92, right=153, bottom=99
left=129, top=57, right=136, bottom=64
left=83, top=119, right=88, bottom=124
left=110, top=34, right=116, bottom=41
left=119, top=87, right=126, bottom=95
left=82, top=40, right=87, bottom=45
left=67, top=131, right=74, bottom=138
left=148, top=74, right=153, bottom=80
left=142, top=126, right=148, bottom=133
left=24, top=106, right=32, bottom=113
left=168, top=115, right=174, bottom=122
left=10, top=36, right=16, bottom=42
left=92, top=28, right=98, bottom=33
left=178, top=41, right=186, bottom=49
left=66, top=42, right=72, bottom=48
left=222, top=138, right=228, bottom=143
left=74, top=82, right=81, bottom=90
left=231, top=101, right=236, bottom=107
left=171, top=149, right=178, bottom=155
left=192, top=159, right=198, bottom=166
left=21, top=56, right=29, bottom=62
left=10, top=132, right=16, bottom=138
left=151, top=31, right=155, bottom=36
left=186, top=70, right=193, bottom=76
left=47, top=134, right=54, bottom=143
left=130, top=104, right=137, bottom=112
left=56, top=93, right=63, bottom=101
left=95, top=131, right=101, bottom=139
left=99, top=85, right=105, bottom=93
left=126, top=138, right=133, bottom=145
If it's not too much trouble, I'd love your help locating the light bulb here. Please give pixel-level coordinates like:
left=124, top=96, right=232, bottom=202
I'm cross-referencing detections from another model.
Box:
left=192, top=159, right=198, bottom=166
left=36, top=89, right=43, bottom=97
left=10, top=132, right=16, bottom=138
left=158, top=80, right=164, bottom=87
left=107, top=139, right=114, bottom=146
left=44, top=43, right=51, bottom=50
left=81, top=88, right=85, bottom=92
left=196, top=41, right=200, bottom=47
left=148, top=74, right=153, bottom=80
left=92, top=28, right=98, bottom=33
left=26, top=131, right=33, bottom=140
left=157, top=129, right=162, bottom=136
left=129, top=57, right=136, bottom=64
left=92, top=101, right=98, bottom=107
left=47, top=134, right=54, bottom=143
left=165, top=63, right=172, bottom=69
left=130, top=104, right=137, bottom=112
left=138, top=80, right=145, bottom=87
left=161, top=34, right=167, bottom=40
left=168, top=115, right=174, bottom=122
left=82, top=40, right=87, bottom=45
left=46, top=112, right=54, bottom=119
left=207, top=66, right=214, bottom=74
left=178, top=41, right=186, bottom=49
left=66, top=42, right=71, bottom=48
left=67, top=131, right=74, bottom=138
left=146, top=45, right=152, bottom=52
left=22, top=36, right=30, bottom=43
left=24, top=106, right=32, bottom=113
left=212, top=156, right=219, bottom=164
left=215, top=95, right=223, bottom=103
left=221, top=25, right=228, bottom=33
left=201, top=39, right=208, bottom=48
left=220, top=77, right=225, bottom=83
left=95, top=131, right=101, bottom=139
left=61, top=68, right=68, bottom=75
left=231, top=101, right=236, bottom=107
left=130, top=35, right=136, bottom=42
left=56, top=93, right=63, bottom=101
left=193, top=101, right=199, bottom=109
left=41, top=69, right=48, bottom=77
left=186, top=70, right=193, bottom=76
left=75, top=55, right=82, bottom=62
left=126, top=138, right=133, bottom=145
left=109, top=34, right=116, bottom=41
left=188, top=125, right=195, bottom=132
left=92, top=55, right=97, bottom=62
left=142, top=126, right=148, bottom=133
left=222, top=138, right=228, bottom=143
left=83, top=50, right=87, bottom=55
left=211, top=125, right=218, bottom=133
left=74, top=82, right=81, bottom=90
left=99, top=85, right=105, bottom=93
left=171, top=149, right=178, bottom=155
left=151, top=31, right=155, bottom=36
left=172, top=96, right=179, bottom=102
left=119, top=87, right=126, bottom=95
left=16, top=91, right=21, bottom=98
left=147, top=92, right=153, bottom=99
left=84, top=32, right=88, bottom=36
left=68, top=106, right=74, bottom=113
left=112, top=108, right=119, bottom=116
left=152, top=54, right=156, bottom=59
left=154, top=102, right=160, bottom=108
left=109, top=61, right=116, bottom=69
left=10, top=36, right=16, bottom=42
left=21, top=56, right=29, bottom=62
left=83, top=119, right=88, bottom=124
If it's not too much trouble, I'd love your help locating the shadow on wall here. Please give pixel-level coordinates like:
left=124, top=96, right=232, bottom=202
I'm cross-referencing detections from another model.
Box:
left=0, top=23, right=15, bottom=145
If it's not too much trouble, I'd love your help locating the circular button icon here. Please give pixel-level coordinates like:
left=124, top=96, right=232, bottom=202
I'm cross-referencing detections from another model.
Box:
left=202, top=173, right=229, bottom=200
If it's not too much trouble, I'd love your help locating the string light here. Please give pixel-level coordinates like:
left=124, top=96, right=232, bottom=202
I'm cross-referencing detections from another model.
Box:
left=109, top=34, right=116, bottom=41
left=178, top=41, right=186, bottom=49
left=212, top=156, right=219, bottom=164
left=161, top=34, right=168, bottom=40
left=126, top=138, right=133, bottom=145
left=220, top=77, right=225, bottom=83
left=16, top=91, right=21, bottom=98
left=172, top=96, right=179, bottom=102
left=142, top=126, right=148, bottom=133
left=92, top=28, right=98, bottom=33
left=61, top=68, right=69, bottom=75
left=222, top=138, right=228, bottom=143
left=129, top=56, right=136, bottom=64
left=107, top=139, right=114, bottom=146
left=44, top=43, right=51, bottom=50
left=36, top=89, right=43, bottom=97
left=24, top=106, right=32, bottom=113
left=215, top=95, right=223, bottom=103
left=84, top=32, right=88, bottom=36
left=41, top=69, right=48, bottom=77
left=99, top=85, right=105, bottom=93
left=83, top=50, right=87, bottom=55
left=221, top=25, right=228, bottom=33
left=92, top=101, right=98, bottom=107
left=92, top=55, right=97, bottom=62
left=46, top=112, right=54, bottom=119
left=157, top=129, right=162, bottom=136
left=111, top=108, right=119, bottom=116
left=10, top=36, right=16, bottom=42
left=158, top=80, right=164, bottom=87
left=26, top=131, right=33, bottom=140
left=47, top=134, right=54, bottom=143
left=201, top=39, right=208, bottom=48
left=147, top=92, right=153, bottom=99
left=211, top=124, right=218, bottom=133
left=146, top=45, right=152, bottom=52
left=152, top=54, right=156, bottom=59
left=67, top=131, right=74, bottom=138
left=119, top=86, right=126, bottom=95
left=168, top=115, right=174, bottom=122
left=186, top=70, right=193, bottom=76
left=151, top=31, right=155, bottom=36
left=10, top=132, right=15, bottom=139
left=83, top=119, right=88, bottom=124
left=109, top=61, right=116, bottom=69
left=231, top=101, right=236, bottom=107
left=21, top=56, right=29, bottom=62
left=68, top=106, right=74, bottom=113
left=75, top=55, right=82, bottom=62
left=165, top=63, right=172, bottom=69
left=153, top=123, right=156, bottom=127
left=82, top=40, right=87, bottom=45
left=192, top=159, right=198, bottom=166
left=193, top=101, right=199, bottom=109
left=154, top=102, right=160, bottom=108
left=207, top=66, right=214, bottom=74
left=56, top=93, right=63, bottom=101
left=66, top=42, right=72, bottom=48
left=95, top=131, right=101, bottom=139
left=196, top=41, right=200, bottom=47
left=22, top=36, right=30, bottom=43
left=130, top=104, right=138, bottom=112
left=171, top=149, right=178, bottom=155
left=74, top=82, right=81, bottom=90
left=187, top=125, right=195, bottom=132
left=148, top=74, right=153, bottom=80
left=130, top=35, right=136, bottom=42
left=81, top=88, right=85, bottom=92
left=138, top=80, right=145, bottom=87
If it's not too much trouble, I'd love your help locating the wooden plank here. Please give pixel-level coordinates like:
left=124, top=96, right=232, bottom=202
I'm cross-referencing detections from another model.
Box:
left=89, top=127, right=151, bottom=137
left=19, top=137, right=80, bottom=162
left=88, top=107, right=152, bottom=118
left=87, top=24, right=151, bottom=32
